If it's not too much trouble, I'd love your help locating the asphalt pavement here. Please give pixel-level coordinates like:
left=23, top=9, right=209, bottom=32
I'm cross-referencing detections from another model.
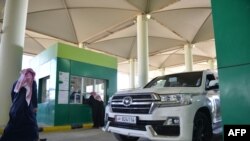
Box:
left=39, top=128, right=149, bottom=141
left=0, top=126, right=222, bottom=141
left=39, top=128, right=222, bottom=141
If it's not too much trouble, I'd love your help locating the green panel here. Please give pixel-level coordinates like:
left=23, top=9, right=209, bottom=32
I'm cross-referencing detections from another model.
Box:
left=54, top=105, right=70, bottom=125
left=55, top=105, right=92, bottom=126
left=218, top=64, right=250, bottom=124
left=212, top=0, right=250, bottom=68
left=211, top=0, right=250, bottom=125
left=54, top=58, right=71, bottom=125
left=57, top=43, right=117, bottom=69
left=57, top=58, right=71, bottom=73
left=69, top=105, right=92, bottom=124
left=70, top=60, right=117, bottom=80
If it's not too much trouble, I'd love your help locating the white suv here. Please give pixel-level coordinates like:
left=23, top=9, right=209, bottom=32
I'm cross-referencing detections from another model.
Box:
left=104, top=70, right=221, bottom=141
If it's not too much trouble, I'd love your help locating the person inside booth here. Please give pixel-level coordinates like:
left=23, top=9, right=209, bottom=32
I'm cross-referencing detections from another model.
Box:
left=84, top=92, right=105, bottom=128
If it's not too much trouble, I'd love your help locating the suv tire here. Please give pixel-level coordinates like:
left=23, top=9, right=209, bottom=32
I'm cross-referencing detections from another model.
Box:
left=192, top=111, right=213, bottom=141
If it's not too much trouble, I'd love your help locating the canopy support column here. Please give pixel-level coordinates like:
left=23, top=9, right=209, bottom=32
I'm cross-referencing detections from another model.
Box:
left=129, top=59, right=136, bottom=89
left=208, top=59, right=215, bottom=70
left=0, top=0, right=29, bottom=126
left=161, top=68, right=165, bottom=75
left=184, top=44, right=193, bottom=72
left=137, top=14, right=149, bottom=87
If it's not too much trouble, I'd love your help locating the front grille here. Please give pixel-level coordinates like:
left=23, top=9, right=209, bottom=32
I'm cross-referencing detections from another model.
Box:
left=111, top=93, right=159, bottom=114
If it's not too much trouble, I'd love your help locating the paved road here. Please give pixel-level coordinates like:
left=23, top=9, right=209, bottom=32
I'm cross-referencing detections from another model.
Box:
left=39, top=128, right=149, bottom=141
left=39, top=128, right=222, bottom=141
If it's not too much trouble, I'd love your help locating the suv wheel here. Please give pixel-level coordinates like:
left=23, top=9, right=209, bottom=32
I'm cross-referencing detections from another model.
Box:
left=113, top=133, right=139, bottom=141
left=192, top=112, right=212, bottom=141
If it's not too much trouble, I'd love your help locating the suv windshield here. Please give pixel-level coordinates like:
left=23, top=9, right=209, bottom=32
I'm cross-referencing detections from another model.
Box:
left=145, top=71, right=203, bottom=88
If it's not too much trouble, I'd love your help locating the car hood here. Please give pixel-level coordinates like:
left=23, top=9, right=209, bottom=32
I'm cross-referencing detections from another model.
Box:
left=116, top=87, right=202, bottom=95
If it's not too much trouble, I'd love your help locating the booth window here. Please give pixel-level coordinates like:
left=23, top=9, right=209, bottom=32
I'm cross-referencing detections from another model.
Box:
left=70, top=75, right=106, bottom=104
left=38, top=76, right=50, bottom=103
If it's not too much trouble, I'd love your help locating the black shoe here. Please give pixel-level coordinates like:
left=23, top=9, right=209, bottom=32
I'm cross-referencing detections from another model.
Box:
left=40, top=138, right=47, bottom=141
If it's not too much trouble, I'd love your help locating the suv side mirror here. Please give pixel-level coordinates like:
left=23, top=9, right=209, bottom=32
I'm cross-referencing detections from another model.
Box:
left=208, top=80, right=219, bottom=90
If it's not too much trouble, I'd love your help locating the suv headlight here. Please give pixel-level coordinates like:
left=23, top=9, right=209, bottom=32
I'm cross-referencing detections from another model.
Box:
left=159, top=94, right=192, bottom=106
left=107, top=96, right=113, bottom=106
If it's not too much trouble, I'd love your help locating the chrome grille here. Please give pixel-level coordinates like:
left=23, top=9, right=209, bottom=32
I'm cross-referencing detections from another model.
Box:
left=111, top=93, right=159, bottom=114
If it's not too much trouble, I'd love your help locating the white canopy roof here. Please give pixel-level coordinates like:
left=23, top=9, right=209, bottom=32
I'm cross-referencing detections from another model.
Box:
left=0, top=0, right=216, bottom=73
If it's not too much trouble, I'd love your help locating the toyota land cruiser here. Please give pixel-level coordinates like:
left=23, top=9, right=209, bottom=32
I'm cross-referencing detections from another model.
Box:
left=104, top=70, right=221, bottom=141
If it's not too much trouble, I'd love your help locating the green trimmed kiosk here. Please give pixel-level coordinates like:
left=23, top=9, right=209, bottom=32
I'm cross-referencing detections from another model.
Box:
left=31, top=43, right=117, bottom=126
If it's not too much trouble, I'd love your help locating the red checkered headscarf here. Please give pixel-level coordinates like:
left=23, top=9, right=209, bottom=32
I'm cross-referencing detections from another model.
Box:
left=14, top=68, right=36, bottom=106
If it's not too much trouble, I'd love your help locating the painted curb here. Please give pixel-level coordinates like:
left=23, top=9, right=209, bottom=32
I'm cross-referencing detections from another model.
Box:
left=0, top=123, right=93, bottom=134
left=0, top=128, right=3, bottom=134
left=39, top=123, right=93, bottom=133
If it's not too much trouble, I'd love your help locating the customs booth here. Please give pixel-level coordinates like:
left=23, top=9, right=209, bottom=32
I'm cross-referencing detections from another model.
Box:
left=30, top=43, right=117, bottom=126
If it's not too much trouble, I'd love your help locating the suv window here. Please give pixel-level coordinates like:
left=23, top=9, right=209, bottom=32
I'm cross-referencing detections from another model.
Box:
left=145, top=71, right=203, bottom=88
left=205, top=74, right=216, bottom=90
